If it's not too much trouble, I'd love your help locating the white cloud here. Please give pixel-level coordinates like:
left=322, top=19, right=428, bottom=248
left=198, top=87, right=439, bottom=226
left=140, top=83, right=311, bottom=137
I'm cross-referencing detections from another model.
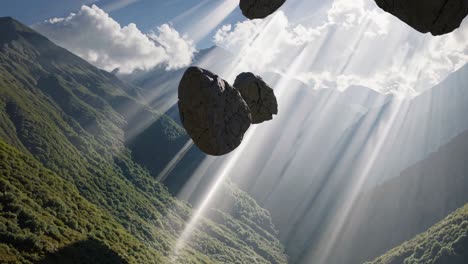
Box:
left=296, top=70, right=420, bottom=98
left=213, top=0, right=390, bottom=71
left=148, top=24, right=196, bottom=70
left=33, top=5, right=195, bottom=73
left=213, top=11, right=321, bottom=71
left=213, top=0, right=467, bottom=97
left=423, top=26, right=468, bottom=85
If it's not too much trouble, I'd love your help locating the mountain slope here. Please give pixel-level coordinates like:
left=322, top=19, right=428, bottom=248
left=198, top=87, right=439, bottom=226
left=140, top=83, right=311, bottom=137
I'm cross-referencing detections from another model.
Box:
left=216, top=63, right=468, bottom=264
left=325, top=127, right=468, bottom=264
left=367, top=203, right=468, bottom=264
left=0, top=17, right=287, bottom=263
left=118, top=45, right=235, bottom=197
left=116, top=14, right=468, bottom=264
left=119, top=45, right=233, bottom=114
left=0, top=137, right=163, bottom=263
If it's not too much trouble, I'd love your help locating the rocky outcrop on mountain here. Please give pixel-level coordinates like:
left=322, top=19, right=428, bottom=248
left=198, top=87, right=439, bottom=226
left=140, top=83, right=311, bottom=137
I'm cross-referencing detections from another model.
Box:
left=239, top=0, right=286, bottom=19
left=375, top=0, right=468, bottom=35
left=234, top=72, right=278, bottom=124
left=178, top=67, right=251, bottom=156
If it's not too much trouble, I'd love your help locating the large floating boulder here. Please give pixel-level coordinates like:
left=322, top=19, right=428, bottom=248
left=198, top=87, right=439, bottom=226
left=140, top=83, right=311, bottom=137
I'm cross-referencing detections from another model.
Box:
left=234, top=72, right=278, bottom=124
left=375, top=0, right=468, bottom=35
left=239, top=0, right=286, bottom=19
left=178, top=67, right=251, bottom=156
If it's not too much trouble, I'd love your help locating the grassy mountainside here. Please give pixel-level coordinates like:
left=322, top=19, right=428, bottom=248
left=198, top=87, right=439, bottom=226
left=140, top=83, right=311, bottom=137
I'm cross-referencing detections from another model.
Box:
left=367, top=204, right=468, bottom=264
left=0, top=17, right=287, bottom=263
left=326, top=127, right=468, bottom=264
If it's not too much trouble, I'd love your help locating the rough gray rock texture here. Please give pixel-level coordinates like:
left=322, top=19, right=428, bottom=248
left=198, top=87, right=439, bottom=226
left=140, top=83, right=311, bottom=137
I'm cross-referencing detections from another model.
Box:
left=178, top=67, right=251, bottom=156
left=375, top=0, right=468, bottom=35
left=234, top=72, right=278, bottom=124
left=239, top=0, right=286, bottom=19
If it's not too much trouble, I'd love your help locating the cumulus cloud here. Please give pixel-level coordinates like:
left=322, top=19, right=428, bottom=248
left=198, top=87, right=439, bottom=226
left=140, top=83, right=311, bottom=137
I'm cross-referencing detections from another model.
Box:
left=296, top=70, right=420, bottom=97
left=423, top=26, right=468, bottom=85
left=213, top=0, right=390, bottom=71
left=213, top=6, right=390, bottom=77
left=33, top=5, right=195, bottom=73
left=327, top=0, right=388, bottom=35
left=214, top=11, right=320, bottom=71
left=147, top=24, right=196, bottom=70
left=213, top=0, right=467, bottom=97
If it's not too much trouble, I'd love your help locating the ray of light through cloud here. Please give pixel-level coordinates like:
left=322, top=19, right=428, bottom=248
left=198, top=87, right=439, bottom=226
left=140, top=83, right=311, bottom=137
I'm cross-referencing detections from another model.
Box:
left=213, top=0, right=468, bottom=97
left=101, top=0, right=141, bottom=12
left=163, top=0, right=468, bottom=262
left=168, top=13, right=298, bottom=258
left=173, top=0, right=239, bottom=43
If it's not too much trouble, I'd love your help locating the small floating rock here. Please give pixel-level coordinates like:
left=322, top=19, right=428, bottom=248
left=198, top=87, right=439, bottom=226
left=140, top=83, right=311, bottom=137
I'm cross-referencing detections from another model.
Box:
left=239, top=0, right=286, bottom=19
left=234, top=72, right=278, bottom=124
left=178, top=67, right=251, bottom=156
left=375, top=0, right=468, bottom=35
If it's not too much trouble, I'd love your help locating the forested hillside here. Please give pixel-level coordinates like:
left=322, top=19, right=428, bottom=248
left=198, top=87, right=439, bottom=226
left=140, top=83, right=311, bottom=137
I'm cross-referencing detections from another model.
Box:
left=368, top=204, right=468, bottom=264
left=326, top=128, right=468, bottom=264
left=0, top=17, right=287, bottom=263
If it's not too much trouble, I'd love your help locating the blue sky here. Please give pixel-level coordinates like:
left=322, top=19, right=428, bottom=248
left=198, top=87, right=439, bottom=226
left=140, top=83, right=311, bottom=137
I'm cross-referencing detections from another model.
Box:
left=2, top=0, right=465, bottom=97
left=0, top=0, right=244, bottom=47
left=0, top=0, right=205, bottom=27
left=0, top=0, right=330, bottom=48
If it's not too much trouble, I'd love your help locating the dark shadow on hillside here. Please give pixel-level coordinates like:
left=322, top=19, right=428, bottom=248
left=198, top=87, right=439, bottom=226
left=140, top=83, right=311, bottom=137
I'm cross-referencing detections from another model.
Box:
left=36, top=239, right=127, bottom=264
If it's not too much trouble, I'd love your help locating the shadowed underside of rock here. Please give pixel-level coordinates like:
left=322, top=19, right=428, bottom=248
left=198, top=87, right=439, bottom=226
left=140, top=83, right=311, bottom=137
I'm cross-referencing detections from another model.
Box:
left=239, top=0, right=286, bottom=19
left=234, top=72, right=278, bottom=124
left=375, top=0, right=468, bottom=35
left=178, top=67, right=251, bottom=156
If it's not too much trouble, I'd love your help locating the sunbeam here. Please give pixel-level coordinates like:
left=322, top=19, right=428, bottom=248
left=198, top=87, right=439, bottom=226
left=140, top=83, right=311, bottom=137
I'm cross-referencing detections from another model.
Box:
left=179, top=0, right=238, bottom=43
left=170, top=125, right=260, bottom=260
left=162, top=1, right=468, bottom=263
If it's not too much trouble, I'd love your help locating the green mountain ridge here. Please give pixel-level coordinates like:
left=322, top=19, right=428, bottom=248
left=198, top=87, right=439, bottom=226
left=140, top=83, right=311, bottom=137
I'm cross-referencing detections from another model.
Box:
left=0, top=17, right=287, bottom=263
left=325, top=126, right=468, bottom=264
left=368, top=203, right=468, bottom=264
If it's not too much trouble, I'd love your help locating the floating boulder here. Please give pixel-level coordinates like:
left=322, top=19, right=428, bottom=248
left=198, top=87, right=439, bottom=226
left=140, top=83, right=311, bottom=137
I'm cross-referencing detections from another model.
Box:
left=239, top=0, right=286, bottom=19
left=178, top=67, right=251, bottom=156
left=234, top=72, right=278, bottom=124
left=375, top=0, right=468, bottom=35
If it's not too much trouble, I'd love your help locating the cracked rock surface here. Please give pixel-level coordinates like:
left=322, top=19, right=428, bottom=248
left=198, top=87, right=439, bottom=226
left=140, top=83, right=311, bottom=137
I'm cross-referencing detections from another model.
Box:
left=239, top=0, right=286, bottom=19
left=234, top=72, right=278, bottom=124
left=178, top=67, right=251, bottom=156
left=375, top=0, right=468, bottom=35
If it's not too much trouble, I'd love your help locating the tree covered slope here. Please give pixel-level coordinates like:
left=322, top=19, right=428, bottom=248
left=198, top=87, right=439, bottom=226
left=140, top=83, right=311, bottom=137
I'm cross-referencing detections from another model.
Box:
left=0, top=137, right=163, bottom=263
left=367, top=204, right=468, bottom=264
left=325, top=126, right=468, bottom=264
left=0, top=17, right=287, bottom=263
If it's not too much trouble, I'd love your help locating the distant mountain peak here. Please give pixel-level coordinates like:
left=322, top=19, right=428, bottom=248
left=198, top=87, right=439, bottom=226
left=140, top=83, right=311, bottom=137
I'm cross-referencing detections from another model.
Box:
left=0, top=16, right=34, bottom=33
left=0, top=16, right=46, bottom=46
left=0, top=16, right=18, bottom=24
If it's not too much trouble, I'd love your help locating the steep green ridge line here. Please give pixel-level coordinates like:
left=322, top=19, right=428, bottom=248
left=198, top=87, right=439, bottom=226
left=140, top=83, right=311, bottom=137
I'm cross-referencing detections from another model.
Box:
left=0, top=17, right=287, bottom=263
left=0, top=138, right=164, bottom=263
left=367, top=203, right=468, bottom=264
